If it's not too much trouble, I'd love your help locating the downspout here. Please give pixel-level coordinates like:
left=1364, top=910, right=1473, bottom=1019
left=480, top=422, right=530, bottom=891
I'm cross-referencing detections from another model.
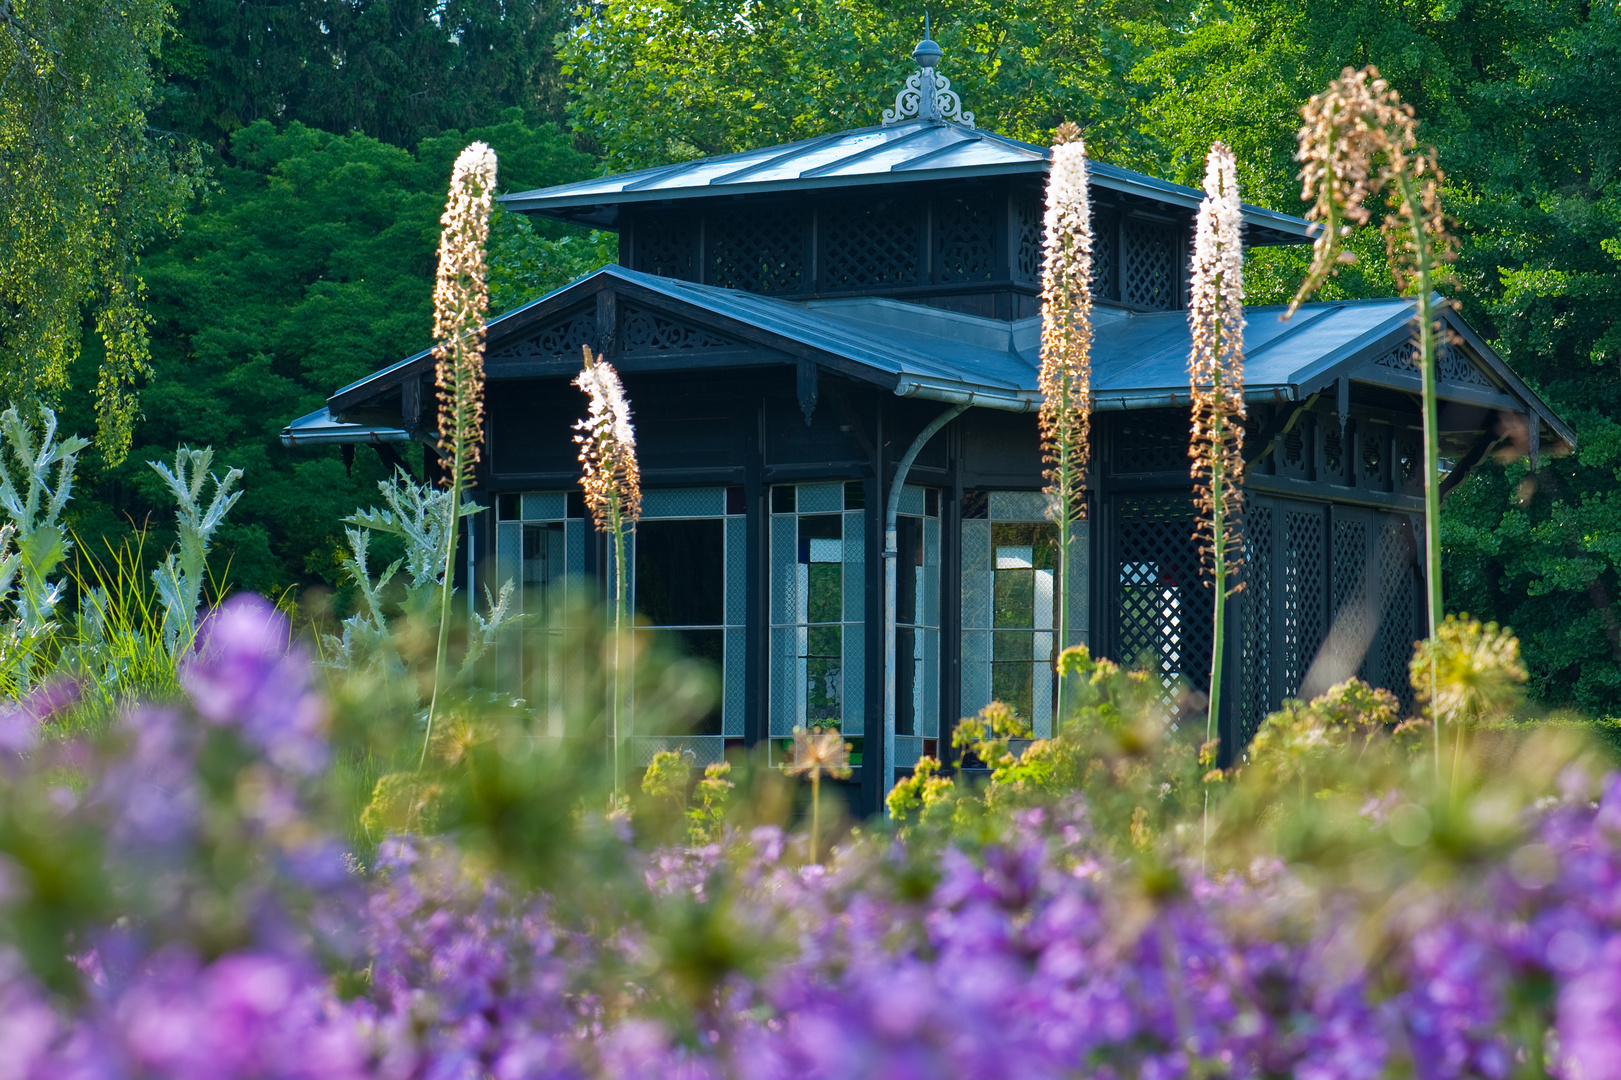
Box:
left=884, top=402, right=969, bottom=798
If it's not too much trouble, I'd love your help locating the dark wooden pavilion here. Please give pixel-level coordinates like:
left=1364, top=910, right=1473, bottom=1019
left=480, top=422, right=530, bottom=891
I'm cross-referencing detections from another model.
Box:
left=286, top=37, right=1574, bottom=816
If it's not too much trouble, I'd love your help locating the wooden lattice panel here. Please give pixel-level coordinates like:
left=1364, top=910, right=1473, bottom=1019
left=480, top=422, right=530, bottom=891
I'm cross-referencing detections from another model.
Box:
left=1014, top=192, right=1042, bottom=285
left=822, top=200, right=921, bottom=290
left=1113, top=494, right=1212, bottom=701
left=1092, top=211, right=1118, bottom=301
left=1239, top=503, right=1274, bottom=743
left=1112, top=411, right=1189, bottom=475
left=710, top=209, right=805, bottom=294
left=933, top=196, right=997, bottom=283
left=1331, top=517, right=1370, bottom=681
left=1281, top=509, right=1326, bottom=698
left=1122, top=217, right=1178, bottom=309
left=634, top=217, right=696, bottom=280
left=1378, top=523, right=1418, bottom=714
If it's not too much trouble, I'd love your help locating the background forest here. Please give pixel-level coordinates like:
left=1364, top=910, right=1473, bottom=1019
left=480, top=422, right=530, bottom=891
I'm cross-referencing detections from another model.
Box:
left=3, top=0, right=1618, bottom=712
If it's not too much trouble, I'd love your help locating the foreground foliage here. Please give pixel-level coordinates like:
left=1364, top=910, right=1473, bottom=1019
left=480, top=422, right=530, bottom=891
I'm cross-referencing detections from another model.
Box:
left=0, top=589, right=1618, bottom=1079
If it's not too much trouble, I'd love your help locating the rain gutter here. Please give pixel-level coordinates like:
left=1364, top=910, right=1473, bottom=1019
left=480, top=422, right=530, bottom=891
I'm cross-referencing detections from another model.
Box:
left=884, top=402, right=969, bottom=800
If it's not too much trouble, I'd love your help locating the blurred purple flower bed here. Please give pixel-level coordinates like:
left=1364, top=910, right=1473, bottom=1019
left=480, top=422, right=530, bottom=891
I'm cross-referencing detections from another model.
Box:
left=2, top=594, right=1619, bottom=1080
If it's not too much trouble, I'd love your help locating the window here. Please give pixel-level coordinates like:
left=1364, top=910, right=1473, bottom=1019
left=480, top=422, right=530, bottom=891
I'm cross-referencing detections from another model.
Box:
left=494, top=492, right=589, bottom=733
left=624, top=487, right=747, bottom=766
left=892, top=485, right=941, bottom=771
left=960, top=491, right=1085, bottom=737
left=769, top=483, right=866, bottom=762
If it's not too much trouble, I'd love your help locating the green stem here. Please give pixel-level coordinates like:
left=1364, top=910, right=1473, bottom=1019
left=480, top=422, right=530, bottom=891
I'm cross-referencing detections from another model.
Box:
left=422, top=444, right=464, bottom=772
left=810, top=771, right=821, bottom=864
left=1397, top=172, right=1444, bottom=778
left=609, top=497, right=627, bottom=803
left=1054, top=381, right=1075, bottom=729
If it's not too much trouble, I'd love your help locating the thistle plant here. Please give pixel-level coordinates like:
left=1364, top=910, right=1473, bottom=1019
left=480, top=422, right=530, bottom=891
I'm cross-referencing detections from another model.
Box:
left=0, top=404, right=89, bottom=687
left=574, top=344, right=641, bottom=799
left=148, top=447, right=244, bottom=654
left=1037, top=122, right=1094, bottom=727
left=786, top=724, right=851, bottom=863
left=1289, top=67, right=1456, bottom=766
left=1187, top=143, right=1247, bottom=768
left=424, top=142, right=498, bottom=769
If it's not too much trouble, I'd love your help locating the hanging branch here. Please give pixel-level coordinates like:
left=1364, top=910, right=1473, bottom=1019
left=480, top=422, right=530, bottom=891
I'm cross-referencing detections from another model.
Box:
left=574, top=345, right=641, bottom=802
left=422, top=141, right=497, bottom=770
left=1037, top=121, right=1094, bottom=729
left=1290, top=66, right=1456, bottom=770
left=1188, top=143, right=1247, bottom=857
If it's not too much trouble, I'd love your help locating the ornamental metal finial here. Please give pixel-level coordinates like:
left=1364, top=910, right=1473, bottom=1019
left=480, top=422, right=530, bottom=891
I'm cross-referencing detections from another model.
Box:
left=882, top=13, right=974, bottom=128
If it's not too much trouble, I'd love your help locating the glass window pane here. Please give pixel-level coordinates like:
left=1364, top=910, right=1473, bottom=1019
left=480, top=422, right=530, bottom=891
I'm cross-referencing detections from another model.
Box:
left=635, top=518, right=724, bottom=627
left=805, top=624, right=842, bottom=722
left=993, top=629, right=1034, bottom=661
left=807, top=563, right=842, bottom=624
left=994, top=568, right=1035, bottom=629
left=991, top=660, right=1034, bottom=723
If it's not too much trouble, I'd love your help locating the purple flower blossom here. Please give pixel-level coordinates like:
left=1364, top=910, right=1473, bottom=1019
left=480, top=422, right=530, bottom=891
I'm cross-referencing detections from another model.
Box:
left=183, top=594, right=327, bottom=775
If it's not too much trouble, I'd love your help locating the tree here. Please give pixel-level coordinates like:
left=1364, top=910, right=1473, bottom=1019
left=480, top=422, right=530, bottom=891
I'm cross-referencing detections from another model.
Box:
left=154, top=0, right=578, bottom=149
left=1, top=0, right=201, bottom=465
left=561, top=0, right=1190, bottom=171
left=63, top=114, right=605, bottom=597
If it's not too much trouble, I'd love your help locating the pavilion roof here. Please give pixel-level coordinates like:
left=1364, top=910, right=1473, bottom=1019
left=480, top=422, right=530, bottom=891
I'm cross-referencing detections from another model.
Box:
left=300, top=266, right=1572, bottom=453
left=498, top=119, right=1313, bottom=246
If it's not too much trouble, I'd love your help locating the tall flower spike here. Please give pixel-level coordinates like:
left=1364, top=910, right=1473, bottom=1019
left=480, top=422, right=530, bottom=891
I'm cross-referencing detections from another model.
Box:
left=1188, top=142, right=1247, bottom=588
left=573, top=346, right=642, bottom=531
left=1038, top=121, right=1093, bottom=725
left=433, top=142, right=498, bottom=487
left=1290, top=66, right=1455, bottom=771
left=574, top=344, right=640, bottom=800
left=1289, top=66, right=1455, bottom=316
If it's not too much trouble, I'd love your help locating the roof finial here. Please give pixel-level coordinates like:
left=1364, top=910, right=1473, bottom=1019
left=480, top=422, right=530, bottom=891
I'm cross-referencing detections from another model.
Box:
left=882, top=14, right=974, bottom=128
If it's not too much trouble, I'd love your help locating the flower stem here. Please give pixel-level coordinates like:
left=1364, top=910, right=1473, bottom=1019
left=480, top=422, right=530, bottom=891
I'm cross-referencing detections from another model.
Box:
left=810, top=772, right=821, bottom=864
left=422, top=446, right=464, bottom=772
left=1397, top=171, right=1444, bottom=778
left=610, top=496, right=627, bottom=803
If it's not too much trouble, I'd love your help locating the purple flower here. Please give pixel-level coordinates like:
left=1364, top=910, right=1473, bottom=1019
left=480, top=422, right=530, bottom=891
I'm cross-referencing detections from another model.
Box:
left=1558, top=936, right=1621, bottom=1080
left=0, top=678, right=80, bottom=757
left=183, top=594, right=327, bottom=775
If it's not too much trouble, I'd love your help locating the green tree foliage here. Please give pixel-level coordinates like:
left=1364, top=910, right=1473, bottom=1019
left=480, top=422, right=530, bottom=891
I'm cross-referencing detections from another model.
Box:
left=154, top=0, right=578, bottom=148
left=562, top=0, right=1190, bottom=171
left=0, top=0, right=201, bottom=465
left=64, top=114, right=605, bottom=595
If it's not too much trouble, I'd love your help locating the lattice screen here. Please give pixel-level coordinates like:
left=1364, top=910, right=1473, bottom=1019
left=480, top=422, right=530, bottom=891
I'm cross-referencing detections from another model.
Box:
left=1281, top=509, right=1326, bottom=698
left=934, top=196, right=997, bottom=283
left=1114, top=494, right=1212, bottom=700
left=486, top=308, right=597, bottom=364
left=1331, top=518, right=1370, bottom=682
left=1092, top=212, right=1119, bottom=301
left=710, top=209, right=805, bottom=293
left=822, top=199, right=921, bottom=290
left=620, top=307, right=741, bottom=353
left=1112, top=412, right=1189, bottom=475
left=1014, top=192, right=1042, bottom=285
left=1239, top=504, right=1274, bottom=744
left=1122, top=218, right=1178, bottom=309
left=635, top=217, right=696, bottom=280
left=1378, top=523, right=1418, bottom=714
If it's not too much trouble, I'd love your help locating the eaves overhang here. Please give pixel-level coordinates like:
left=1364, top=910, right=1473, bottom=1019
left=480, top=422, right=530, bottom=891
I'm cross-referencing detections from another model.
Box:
left=314, top=269, right=1574, bottom=456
